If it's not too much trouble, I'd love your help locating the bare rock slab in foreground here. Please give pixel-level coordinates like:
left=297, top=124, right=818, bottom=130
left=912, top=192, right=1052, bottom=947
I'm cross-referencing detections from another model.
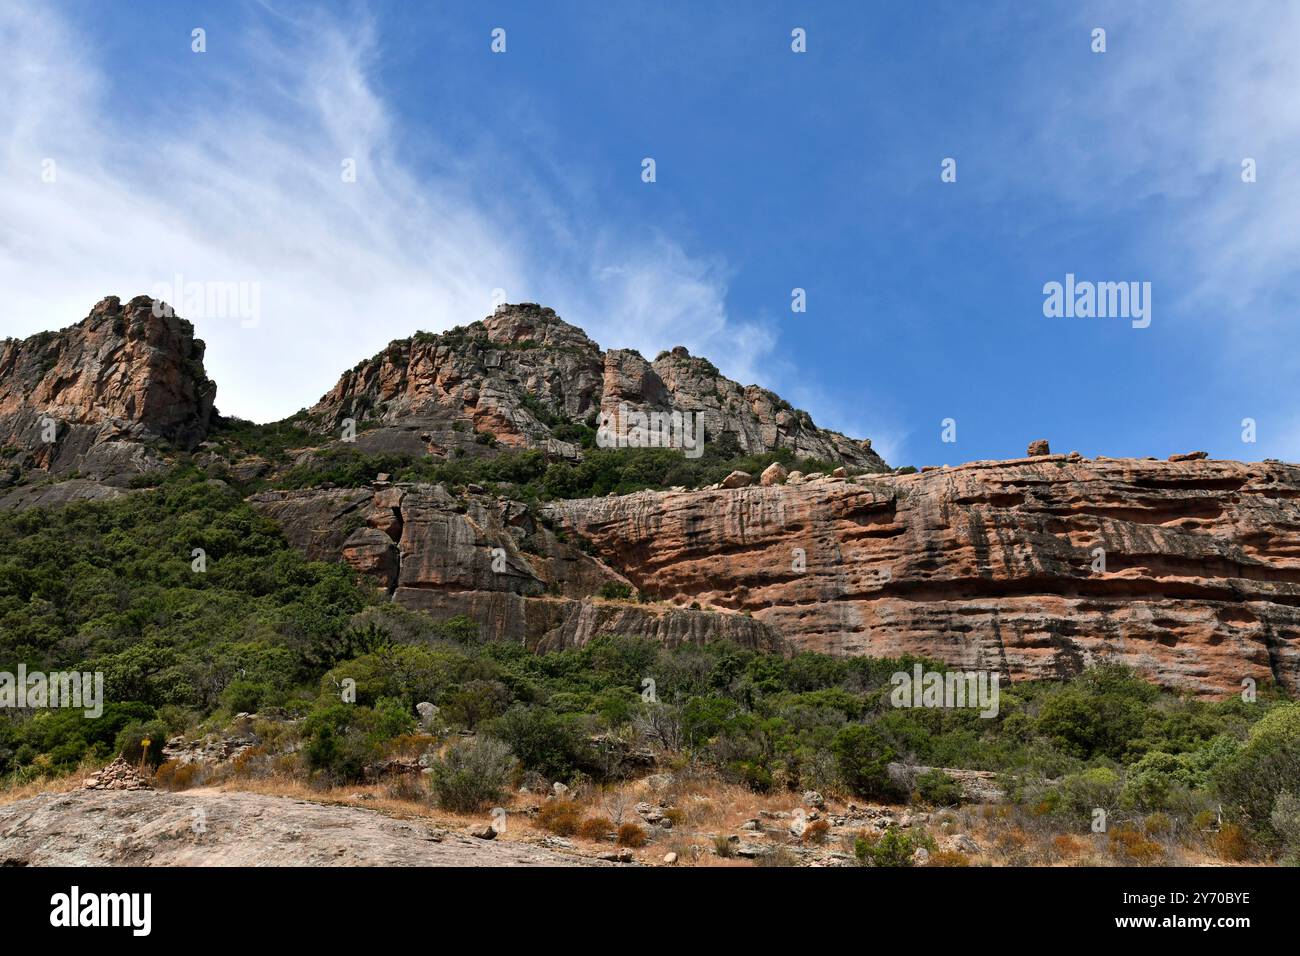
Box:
left=0, top=789, right=602, bottom=867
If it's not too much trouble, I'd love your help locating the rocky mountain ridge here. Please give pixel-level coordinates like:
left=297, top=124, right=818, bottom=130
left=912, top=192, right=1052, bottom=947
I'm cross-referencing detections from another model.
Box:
left=307, top=302, right=885, bottom=468
left=0, top=298, right=884, bottom=492
left=2, top=297, right=1297, bottom=698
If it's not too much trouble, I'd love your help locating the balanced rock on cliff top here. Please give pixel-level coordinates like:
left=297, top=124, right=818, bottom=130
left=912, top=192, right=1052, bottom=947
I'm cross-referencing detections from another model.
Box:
left=1026, top=439, right=1051, bottom=456
left=721, top=470, right=753, bottom=488
left=759, top=462, right=788, bottom=485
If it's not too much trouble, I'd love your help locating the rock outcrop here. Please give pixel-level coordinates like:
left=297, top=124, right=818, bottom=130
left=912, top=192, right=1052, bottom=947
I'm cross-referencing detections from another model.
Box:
left=543, top=455, right=1300, bottom=697
left=250, top=480, right=786, bottom=654
left=0, top=295, right=216, bottom=482
left=305, top=303, right=885, bottom=469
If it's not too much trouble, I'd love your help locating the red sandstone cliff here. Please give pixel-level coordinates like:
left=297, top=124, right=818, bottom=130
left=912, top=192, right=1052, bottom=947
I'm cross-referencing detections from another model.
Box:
left=543, top=455, right=1300, bottom=696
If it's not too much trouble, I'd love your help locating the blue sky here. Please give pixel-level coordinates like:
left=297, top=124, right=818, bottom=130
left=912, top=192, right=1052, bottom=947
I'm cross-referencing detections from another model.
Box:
left=2, top=1, right=1297, bottom=467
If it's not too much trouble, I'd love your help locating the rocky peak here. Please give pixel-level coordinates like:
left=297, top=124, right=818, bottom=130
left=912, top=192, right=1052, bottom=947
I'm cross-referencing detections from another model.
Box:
left=480, top=302, right=600, bottom=351
left=0, top=295, right=216, bottom=481
left=308, top=303, right=887, bottom=469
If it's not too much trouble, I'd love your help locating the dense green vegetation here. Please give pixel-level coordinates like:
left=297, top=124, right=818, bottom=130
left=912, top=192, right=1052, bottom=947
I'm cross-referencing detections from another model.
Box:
left=0, top=465, right=1297, bottom=860
left=203, top=413, right=331, bottom=464
left=270, top=435, right=854, bottom=500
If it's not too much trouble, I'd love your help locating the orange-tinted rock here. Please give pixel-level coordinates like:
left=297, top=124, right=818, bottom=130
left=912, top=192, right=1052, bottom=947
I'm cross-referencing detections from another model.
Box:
left=0, top=296, right=216, bottom=479
left=250, top=481, right=785, bottom=653
left=721, top=470, right=752, bottom=488
left=305, top=303, right=885, bottom=469
left=545, top=457, right=1300, bottom=697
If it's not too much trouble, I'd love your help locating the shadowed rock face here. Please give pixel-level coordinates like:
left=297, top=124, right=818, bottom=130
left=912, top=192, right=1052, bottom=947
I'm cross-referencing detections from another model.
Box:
left=544, top=456, right=1300, bottom=697
left=250, top=481, right=787, bottom=654
left=0, top=295, right=216, bottom=481
left=306, top=303, right=885, bottom=468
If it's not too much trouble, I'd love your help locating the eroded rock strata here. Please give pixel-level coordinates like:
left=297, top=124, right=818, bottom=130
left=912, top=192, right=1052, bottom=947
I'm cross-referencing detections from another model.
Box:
left=544, top=456, right=1300, bottom=696
left=249, top=481, right=786, bottom=654
left=250, top=454, right=1300, bottom=697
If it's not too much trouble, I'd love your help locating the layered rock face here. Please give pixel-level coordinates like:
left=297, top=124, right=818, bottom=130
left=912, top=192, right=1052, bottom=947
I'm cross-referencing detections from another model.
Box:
left=6, top=296, right=1295, bottom=698
left=544, top=455, right=1300, bottom=697
left=250, top=480, right=785, bottom=654
left=307, top=303, right=884, bottom=468
left=0, top=295, right=216, bottom=481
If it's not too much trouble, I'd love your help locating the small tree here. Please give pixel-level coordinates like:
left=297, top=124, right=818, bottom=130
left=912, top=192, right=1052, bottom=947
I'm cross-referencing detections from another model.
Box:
left=915, top=769, right=964, bottom=806
left=833, top=723, right=902, bottom=800
left=1270, top=791, right=1300, bottom=864
left=428, top=736, right=517, bottom=813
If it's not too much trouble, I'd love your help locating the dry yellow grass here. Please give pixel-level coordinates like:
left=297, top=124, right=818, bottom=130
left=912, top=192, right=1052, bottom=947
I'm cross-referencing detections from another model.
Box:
left=1, top=758, right=1273, bottom=867
left=0, top=755, right=109, bottom=807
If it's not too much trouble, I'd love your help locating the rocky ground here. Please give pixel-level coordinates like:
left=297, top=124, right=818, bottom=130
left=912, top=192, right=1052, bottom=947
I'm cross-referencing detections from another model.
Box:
left=0, top=788, right=607, bottom=867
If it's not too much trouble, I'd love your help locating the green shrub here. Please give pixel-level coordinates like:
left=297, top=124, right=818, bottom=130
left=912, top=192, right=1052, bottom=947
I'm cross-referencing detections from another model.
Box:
left=855, top=826, right=934, bottom=867
left=1269, top=792, right=1300, bottom=862
left=1034, top=672, right=1152, bottom=761
left=597, top=582, right=633, bottom=601
left=1053, top=766, right=1122, bottom=821
left=1213, top=703, right=1300, bottom=833
left=428, top=736, right=517, bottom=813
left=833, top=723, right=902, bottom=800
left=113, top=719, right=170, bottom=769
left=488, top=706, right=590, bottom=781
left=915, top=768, right=964, bottom=806
left=1121, top=751, right=1180, bottom=811
left=221, top=679, right=268, bottom=714
left=302, top=703, right=380, bottom=782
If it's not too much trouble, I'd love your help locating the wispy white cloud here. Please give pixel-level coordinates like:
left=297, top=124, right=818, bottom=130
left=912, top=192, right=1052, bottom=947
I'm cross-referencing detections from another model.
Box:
left=0, top=0, right=815, bottom=437
left=997, top=1, right=1300, bottom=462
left=1024, top=1, right=1300, bottom=327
